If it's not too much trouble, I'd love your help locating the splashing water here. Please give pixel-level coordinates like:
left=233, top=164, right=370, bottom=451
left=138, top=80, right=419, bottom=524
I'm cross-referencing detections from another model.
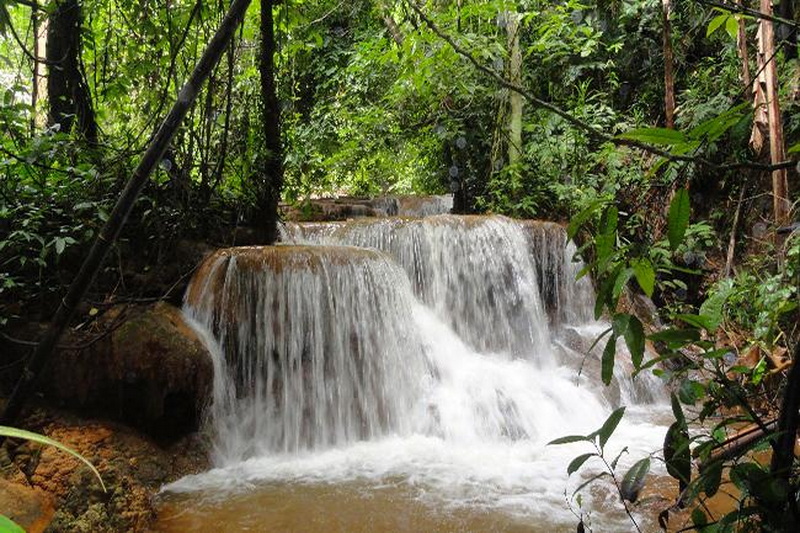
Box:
left=161, top=215, right=668, bottom=532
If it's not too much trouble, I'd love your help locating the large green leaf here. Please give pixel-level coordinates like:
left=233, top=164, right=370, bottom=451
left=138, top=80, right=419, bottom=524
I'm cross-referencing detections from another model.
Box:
left=668, top=189, right=690, bottom=251
left=612, top=313, right=644, bottom=369
left=0, top=426, right=106, bottom=492
left=620, top=457, right=651, bottom=503
left=631, top=257, right=655, bottom=297
left=663, top=421, right=691, bottom=486
left=706, top=14, right=729, bottom=37
left=617, top=127, right=686, bottom=146
left=648, top=328, right=701, bottom=344
left=567, top=199, right=606, bottom=240
left=567, top=453, right=596, bottom=475
left=0, top=515, right=25, bottom=533
left=597, top=406, right=626, bottom=450
left=698, top=280, right=734, bottom=333
left=601, top=335, right=616, bottom=386
left=548, top=434, right=591, bottom=446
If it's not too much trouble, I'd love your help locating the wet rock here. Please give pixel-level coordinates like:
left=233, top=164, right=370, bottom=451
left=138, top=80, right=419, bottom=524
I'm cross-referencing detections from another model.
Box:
left=0, top=478, right=54, bottom=533
left=46, top=302, right=213, bottom=441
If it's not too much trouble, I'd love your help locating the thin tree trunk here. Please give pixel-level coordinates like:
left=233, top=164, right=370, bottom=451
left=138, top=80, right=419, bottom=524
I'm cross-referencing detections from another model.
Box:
left=759, top=0, right=790, bottom=258
left=735, top=0, right=752, bottom=99
left=0, top=0, right=253, bottom=426
left=507, top=11, right=522, bottom=165
left=662, top=0, right=675, bottom=128
left=31, top=3, right=47, bottom=132
left=257, top=0, right=284, bottom=244
left=724, top=186, right=745, bottom=278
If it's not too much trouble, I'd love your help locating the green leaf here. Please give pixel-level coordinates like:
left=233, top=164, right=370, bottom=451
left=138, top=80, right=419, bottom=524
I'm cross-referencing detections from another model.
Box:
left=617, top=127, right=686, bottom=146
left=612, top=267, right=634, bottom=302
left=668, top=189, right=690, bottom=251
left=724, top=15, right=739, bottom=40
left=625, top=316, right=645, bottom=369
left=599, top=205, right=618, bottom=236
left=706, top=14, right=729, bottom=37
left=648, top=328, right=701, bottom=344
left=612, top=314, right=644, bottom=369
left=675, top=313, right=714, bottom=331
left=0, top=515, right=25, bottom=533
left=572, top=471, right=611, bottom=496
left=0, top=426, right=106, bottom=492
left=631, top=258, right=655, bottom=297
left=567, top=199, right=606, bottom=240
left=567, top=453, right=596, bottom=475
left=601, top=335, right=616, bottom=386
left=664, top=421, right=691, bottom=485
left=701, top=459, right=723, bottom=498
left=597, top=406, right=626, bottom=450
left=698, top=283, right=733, bottom=333
left=54, top=237, right=66, bottom=255
left=548, top=434, right=591, bottom=446
left=620, top=457, right=651, bottom=503
left=670, top=393, right=686, bottom=428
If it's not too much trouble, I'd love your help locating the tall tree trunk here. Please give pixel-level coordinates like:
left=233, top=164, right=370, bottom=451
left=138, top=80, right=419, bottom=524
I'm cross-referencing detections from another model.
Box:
left=46, top=0, right=97, bottom=142
left=1, top=0, right=254, bottom=427
left=735, top=0, right=752, bottom=99
left=662, top=0, right=675, bottom=128
left=31, top=2, right=47, bottom=132
left=257, top=0, right=284, bottom=244
left=507, top=11, right=522, bottom=165
left=758, top=0, right=790, bottom=257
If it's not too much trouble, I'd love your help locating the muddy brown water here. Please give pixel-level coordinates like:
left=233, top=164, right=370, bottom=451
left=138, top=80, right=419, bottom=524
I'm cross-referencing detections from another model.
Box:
left=154, top=481, right=568, bottom=533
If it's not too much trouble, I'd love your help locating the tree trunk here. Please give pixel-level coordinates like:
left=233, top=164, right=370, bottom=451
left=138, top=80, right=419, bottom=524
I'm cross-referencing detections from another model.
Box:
left=507, top=11, right=523, bottom=166
left=31, top=2, right=47, bottom=132
left=735, top=0, right=752, bottom=99
left=257, top=0, right=284, bottom=244
left=46, top=0, right=97, bottom=142
left=662, top=0, right=675, bottom=128
left=0, top=0, right=253, bottom=427
left=758, top=0, right=791, bottom=257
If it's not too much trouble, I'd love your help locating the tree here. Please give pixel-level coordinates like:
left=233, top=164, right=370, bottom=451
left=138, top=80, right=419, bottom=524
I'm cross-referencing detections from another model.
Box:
left=46, top=0, right=97, bottom=142
left=256, top=0, right=284, bottom=244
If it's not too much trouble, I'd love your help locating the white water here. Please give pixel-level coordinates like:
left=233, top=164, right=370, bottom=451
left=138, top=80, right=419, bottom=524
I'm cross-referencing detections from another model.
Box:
left=167, top=215, right=668, bottom=531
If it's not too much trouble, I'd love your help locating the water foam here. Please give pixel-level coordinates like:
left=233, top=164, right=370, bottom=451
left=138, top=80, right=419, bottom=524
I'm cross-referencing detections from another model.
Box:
left=169, top=215, right=668, bottom=530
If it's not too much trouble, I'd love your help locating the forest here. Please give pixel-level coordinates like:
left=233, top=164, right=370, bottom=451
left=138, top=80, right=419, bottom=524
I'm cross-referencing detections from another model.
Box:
left=0, top=0, right=799, bottom=532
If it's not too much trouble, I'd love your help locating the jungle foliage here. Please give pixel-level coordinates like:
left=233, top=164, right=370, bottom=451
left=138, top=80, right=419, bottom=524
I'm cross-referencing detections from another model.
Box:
left=1, top=0, right=799, bottom=531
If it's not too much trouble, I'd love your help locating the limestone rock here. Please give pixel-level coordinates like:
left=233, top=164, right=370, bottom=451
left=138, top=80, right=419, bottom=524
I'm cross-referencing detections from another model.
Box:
left=47, top=302, right=213, bottom=441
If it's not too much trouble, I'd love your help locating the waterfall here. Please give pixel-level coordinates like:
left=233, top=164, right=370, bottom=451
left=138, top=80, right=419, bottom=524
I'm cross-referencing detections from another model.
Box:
left=184, top=245, right=427, bottom=461
left=174, top=214, right=667, bottom=530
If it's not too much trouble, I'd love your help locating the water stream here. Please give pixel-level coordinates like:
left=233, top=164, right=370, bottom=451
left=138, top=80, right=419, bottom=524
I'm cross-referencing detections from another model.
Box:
left=156, top=215, right=670, bottom=532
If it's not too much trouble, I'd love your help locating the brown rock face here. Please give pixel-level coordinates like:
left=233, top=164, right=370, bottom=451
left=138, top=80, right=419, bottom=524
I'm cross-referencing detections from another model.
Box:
left=0, top=478, right=54, bottom=533
left=46, top=302, right=213, bottom=441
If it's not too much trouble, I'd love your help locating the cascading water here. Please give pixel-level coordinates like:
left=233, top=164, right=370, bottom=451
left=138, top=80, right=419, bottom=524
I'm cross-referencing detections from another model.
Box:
left=160, top=215, right=669, bottom=532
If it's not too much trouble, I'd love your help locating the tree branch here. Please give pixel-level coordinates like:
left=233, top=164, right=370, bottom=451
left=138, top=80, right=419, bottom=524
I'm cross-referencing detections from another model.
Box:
left=698, top=0, right=800, bottom=30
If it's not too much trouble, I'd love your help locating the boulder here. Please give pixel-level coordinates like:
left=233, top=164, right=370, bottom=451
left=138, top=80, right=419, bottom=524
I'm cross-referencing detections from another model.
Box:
left=46, top=302, right=213, bottom=441
left=0, top=478, right=54, bottom=533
